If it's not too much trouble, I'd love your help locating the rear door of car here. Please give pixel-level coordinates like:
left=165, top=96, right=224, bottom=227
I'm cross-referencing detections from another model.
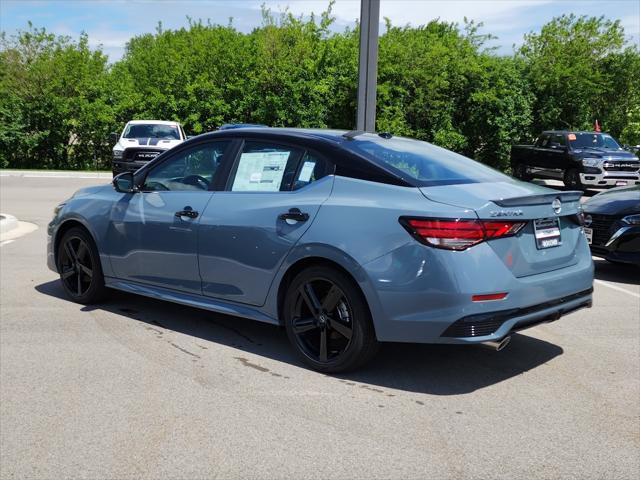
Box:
left=197, top=139, right=334, bottom=306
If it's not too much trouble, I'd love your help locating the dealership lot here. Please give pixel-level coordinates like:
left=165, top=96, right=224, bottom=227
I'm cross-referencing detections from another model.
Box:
left=1, top=174, right=639, bottom=479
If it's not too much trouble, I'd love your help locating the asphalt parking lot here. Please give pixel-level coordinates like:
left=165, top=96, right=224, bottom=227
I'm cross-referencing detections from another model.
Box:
left=1, top=173, right=639, bottom=479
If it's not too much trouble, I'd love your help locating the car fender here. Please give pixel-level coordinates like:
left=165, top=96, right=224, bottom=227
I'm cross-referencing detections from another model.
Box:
left=262, top=242, right=385, bottom=334
left=52, top=195, right=119, bottom=278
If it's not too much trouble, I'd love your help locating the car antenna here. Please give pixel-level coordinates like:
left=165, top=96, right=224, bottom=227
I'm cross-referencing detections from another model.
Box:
left=342, top=130, right=365, bottom=140
left=378, top=132, right=393, bottom=139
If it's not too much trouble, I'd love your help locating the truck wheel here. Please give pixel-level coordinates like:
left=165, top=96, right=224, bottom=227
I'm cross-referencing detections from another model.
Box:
left=512, top=163, right=532, bottom=181
left=564, top=169, right=584, bottom=191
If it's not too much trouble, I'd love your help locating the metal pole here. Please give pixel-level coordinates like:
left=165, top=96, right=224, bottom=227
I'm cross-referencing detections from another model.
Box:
left=356, top=0, right=380, bottom=132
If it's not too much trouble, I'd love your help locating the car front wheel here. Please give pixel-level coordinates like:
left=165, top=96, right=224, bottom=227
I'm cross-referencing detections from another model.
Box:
left=564, top=168, right=584, bottom=190
left=57, top=227, right=107, bottom=304
left=284, top=266, right=379, bottom=373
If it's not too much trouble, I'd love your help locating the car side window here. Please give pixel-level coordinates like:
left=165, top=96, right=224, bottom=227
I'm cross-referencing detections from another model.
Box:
left=537, top=134, right=551, bottom=147
left=230, top=141, right=301, bottom=192
left=143, top=141, right=230, bottom=192
left=292, top=152, right=334, bottom=191
left=552, top=134, right=566, bottom=146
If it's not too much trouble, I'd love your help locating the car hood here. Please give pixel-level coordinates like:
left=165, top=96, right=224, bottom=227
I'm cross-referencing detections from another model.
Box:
left=572, top=147, right=637, bottom=159
left=71, top=184, right=112, bottom=199
left=115, top=138, right=182, bottom=150
left=583, top=185, right=640, bottom=215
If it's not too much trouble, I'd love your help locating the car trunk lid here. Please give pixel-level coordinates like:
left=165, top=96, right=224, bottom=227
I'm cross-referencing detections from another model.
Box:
left=419, top=181, right=585, bottom=277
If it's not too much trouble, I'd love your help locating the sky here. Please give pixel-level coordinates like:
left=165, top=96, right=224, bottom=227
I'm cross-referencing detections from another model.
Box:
left=1, top=0, right=639, bottom=60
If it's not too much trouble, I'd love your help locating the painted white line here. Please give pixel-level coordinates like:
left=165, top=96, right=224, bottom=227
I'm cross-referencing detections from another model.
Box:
left=594, top=279, right=640, bottom=299
left=0, top=240, right=15, bottom=247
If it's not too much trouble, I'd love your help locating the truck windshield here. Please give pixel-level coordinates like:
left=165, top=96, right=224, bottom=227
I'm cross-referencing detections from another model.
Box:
left=569, top=133, right=621, bottom=150
left=344, top=135, right=511, bottom=186
left=123, top=124, right=180, bottom=140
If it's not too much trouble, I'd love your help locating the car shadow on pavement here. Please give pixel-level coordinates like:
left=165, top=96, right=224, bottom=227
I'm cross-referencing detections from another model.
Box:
left=593, top=258, right=639, bottom=286
left=36, top=280, right=564, bottom=396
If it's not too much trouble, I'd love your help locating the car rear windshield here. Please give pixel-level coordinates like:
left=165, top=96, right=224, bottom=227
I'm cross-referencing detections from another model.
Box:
left=123, top=124, right=180, bottom=140
left=568, top=133, right=621, bottom=150
left=344, top=135, right=511, bottom=186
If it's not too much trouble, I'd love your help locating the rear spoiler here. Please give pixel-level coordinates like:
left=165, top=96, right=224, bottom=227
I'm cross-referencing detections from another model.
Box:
left=492, top=191, right=583, bottom=207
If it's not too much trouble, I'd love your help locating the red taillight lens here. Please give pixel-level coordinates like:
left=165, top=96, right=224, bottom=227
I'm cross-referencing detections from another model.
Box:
left=400, top=217, right=526, bottom=251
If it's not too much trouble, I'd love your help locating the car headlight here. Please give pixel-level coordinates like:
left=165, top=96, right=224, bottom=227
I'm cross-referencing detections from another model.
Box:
left=622, top=214, right=640, bottom=225
left=581, top=158, right=600, bottom=167
left=113, top=149, right=123, bottom=159
left=53, top=203, right=66, bottom=217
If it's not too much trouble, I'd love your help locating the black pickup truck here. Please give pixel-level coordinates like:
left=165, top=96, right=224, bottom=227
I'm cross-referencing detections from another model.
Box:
left=510, top=131, right=640, bottom=190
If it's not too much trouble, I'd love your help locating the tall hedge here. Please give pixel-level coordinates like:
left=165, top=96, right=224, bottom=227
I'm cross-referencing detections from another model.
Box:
left=1, top=8, right=638, bottom=170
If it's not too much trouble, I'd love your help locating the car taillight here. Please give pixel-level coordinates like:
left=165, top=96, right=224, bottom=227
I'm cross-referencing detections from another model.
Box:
left=400, top=217, right=526, bottom=251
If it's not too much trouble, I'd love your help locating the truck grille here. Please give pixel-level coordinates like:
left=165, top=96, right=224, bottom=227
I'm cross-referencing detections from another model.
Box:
left=602, top=161, right=640, bottom=172
left=589, top=214, right=619, bottom=246
left=123, top=148, right=164, bottom=162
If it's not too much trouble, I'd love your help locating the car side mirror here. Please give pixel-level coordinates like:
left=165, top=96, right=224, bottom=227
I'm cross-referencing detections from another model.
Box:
left=110, top=132, right=119, bottom=144
left=113, top=172, right=137, bottom=193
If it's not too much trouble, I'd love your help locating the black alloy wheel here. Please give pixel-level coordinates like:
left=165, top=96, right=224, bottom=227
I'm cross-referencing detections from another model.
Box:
left=284, top=266, right=378, bottom=372
left=57, top=227, right=106, bottom=304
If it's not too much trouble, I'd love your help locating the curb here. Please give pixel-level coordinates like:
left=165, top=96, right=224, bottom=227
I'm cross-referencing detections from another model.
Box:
left=0, top=214, right=19, bottom=235
left=1, top=170, right=111, bottom=179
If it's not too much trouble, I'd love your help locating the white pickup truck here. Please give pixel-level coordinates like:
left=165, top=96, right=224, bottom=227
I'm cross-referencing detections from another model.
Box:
left=111, top=120, right=187, bottom=176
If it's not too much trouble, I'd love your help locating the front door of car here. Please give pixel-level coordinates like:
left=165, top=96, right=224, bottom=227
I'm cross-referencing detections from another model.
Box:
left=108, top=140, right=232, bottom=294
left=198, top=141, right=334, bottom=306
left=546, top=133, right=568, bottom=173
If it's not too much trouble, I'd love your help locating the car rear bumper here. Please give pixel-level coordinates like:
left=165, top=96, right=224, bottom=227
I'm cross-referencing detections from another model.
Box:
left=579, top=171, right=640, bottom=187
left=361, top=238, right=594, bottom=344
left=440, top=288, right=592, bottom=341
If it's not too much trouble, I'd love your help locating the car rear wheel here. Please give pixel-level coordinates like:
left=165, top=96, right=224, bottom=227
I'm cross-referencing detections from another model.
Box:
left=57, top=227, right=107, bottom=304
left=284, top=266, right=379, bottom=373
left=564, top=168, right=584, bottom=190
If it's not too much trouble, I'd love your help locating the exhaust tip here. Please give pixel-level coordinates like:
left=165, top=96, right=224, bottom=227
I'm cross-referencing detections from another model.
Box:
left=496, top=335, right=511, bottom=351
left=480, top=335, right=511, bottom=351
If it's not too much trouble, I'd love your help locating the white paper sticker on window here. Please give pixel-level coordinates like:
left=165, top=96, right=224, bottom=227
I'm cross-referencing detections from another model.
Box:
left=298, top=161, right=315, bottom=183
left=232, top=151, right=290, bottom=192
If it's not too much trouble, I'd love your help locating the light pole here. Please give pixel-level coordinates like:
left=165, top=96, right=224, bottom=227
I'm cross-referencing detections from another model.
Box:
left=356, top=0, right=380, bottom=132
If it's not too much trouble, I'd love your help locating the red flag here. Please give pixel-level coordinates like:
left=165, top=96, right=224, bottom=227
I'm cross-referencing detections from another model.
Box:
left=594, top=119, right=601, bottom=132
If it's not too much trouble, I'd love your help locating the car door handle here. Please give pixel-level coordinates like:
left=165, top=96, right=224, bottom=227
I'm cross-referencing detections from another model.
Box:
left=175, top=208, right=199, bottom=219
left=279, top=208, right=309, bottom=222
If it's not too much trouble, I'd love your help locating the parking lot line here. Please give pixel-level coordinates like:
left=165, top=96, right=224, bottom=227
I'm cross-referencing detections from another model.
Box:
left=594, top=279, right=640, bottom=298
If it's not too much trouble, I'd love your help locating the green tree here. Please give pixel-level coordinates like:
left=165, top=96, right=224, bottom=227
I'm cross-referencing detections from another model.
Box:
left=518, top=14, right=637, bottom=135
left=0, top=24, right=112, bottom=169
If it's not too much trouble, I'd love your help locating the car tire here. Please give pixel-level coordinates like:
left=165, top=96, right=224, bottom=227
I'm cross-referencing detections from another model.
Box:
left=512, top=163, right=532, bottom=181
left=284, top=266, right=379, bottom=373
left=564, top=168, right=584, bottom=191
left=57, top=227, right=107, bottom=304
